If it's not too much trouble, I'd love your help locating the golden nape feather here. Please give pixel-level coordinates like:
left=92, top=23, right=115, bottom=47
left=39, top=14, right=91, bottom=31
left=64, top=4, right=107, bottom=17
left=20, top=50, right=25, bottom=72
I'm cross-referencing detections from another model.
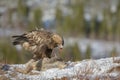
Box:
left=12, top=28, right=64, bottom=60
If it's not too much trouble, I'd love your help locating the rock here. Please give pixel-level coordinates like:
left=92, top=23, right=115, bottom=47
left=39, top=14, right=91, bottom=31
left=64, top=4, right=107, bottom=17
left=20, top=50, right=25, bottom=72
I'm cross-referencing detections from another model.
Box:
left=1, top=64, right=10, bottom=71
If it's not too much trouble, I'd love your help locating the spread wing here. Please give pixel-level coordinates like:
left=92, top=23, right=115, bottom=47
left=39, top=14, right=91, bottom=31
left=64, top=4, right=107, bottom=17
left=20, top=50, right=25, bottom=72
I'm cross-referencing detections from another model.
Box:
left=12, top=29, right=53, bottom=58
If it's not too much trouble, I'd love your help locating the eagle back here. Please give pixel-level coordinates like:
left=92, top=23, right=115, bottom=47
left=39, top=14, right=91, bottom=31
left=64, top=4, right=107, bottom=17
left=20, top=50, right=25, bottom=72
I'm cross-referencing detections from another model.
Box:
left=25, top=30, right=52, bottom=45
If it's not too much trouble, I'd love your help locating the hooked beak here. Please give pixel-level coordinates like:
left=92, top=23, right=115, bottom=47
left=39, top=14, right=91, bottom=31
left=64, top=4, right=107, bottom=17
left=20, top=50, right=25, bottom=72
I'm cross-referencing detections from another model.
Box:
left=58, top=44, right=63, bottom=51
left=58, top=45, right=63, bottom=50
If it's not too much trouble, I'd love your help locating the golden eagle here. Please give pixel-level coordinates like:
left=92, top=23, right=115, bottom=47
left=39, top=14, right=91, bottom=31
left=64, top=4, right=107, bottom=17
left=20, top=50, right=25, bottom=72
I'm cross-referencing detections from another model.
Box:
left=12, top=29, right=64, bottom=60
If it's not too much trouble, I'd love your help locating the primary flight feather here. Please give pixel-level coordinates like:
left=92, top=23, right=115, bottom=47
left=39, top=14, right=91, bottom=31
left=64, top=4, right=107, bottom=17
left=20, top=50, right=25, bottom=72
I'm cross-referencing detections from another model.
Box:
left=12, top=29, right=64, bottom=60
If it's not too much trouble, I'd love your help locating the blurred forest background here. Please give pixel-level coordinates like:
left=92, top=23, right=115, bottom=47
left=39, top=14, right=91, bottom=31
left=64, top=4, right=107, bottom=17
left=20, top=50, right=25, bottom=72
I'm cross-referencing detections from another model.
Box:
left=0, top=0, right=120, bottom=64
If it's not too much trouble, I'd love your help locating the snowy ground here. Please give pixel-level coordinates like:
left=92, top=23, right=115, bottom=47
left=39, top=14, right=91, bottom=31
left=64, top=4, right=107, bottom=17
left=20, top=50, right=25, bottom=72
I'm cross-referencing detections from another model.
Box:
left=1, top=57, right=120, bottom=80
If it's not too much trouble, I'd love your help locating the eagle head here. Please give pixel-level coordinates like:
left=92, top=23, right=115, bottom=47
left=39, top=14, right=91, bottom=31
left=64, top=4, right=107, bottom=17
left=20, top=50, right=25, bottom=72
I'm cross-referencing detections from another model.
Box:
left=51, top=34, right=64, bottom=50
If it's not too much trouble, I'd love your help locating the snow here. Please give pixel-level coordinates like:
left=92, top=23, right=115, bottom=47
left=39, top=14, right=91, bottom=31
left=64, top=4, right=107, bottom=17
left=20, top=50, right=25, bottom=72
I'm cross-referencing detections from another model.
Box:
left=1, top=57, right=120, bottom=79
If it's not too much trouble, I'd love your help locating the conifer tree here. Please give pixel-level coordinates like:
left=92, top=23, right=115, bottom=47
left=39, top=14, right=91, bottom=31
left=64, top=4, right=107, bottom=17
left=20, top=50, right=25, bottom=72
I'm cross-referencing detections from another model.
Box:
left=85, top=45, right=91, bottom=59
left=29, top=8, right=42, bottom=30
left=17, top=0, right=28, bottom=18
left=72, top=43, right=82, bottom=61
left=55, top=7, right=63, bottom=27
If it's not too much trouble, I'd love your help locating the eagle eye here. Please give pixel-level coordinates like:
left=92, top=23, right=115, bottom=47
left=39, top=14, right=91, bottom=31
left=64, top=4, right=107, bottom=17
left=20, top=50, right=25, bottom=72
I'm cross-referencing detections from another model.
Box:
left=54, top=43, right=58, bottom=47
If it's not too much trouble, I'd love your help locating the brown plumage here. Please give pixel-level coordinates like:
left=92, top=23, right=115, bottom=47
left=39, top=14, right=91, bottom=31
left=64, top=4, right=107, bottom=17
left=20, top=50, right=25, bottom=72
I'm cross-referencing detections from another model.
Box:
left=12, top=29, right=64, bottom=60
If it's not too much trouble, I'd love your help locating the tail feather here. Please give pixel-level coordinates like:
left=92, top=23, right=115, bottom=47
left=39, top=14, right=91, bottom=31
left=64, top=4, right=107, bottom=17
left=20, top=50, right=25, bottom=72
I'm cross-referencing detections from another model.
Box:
left=12, top=35, right=28, bottom=45
left=12, top=35, right=21, bottom=38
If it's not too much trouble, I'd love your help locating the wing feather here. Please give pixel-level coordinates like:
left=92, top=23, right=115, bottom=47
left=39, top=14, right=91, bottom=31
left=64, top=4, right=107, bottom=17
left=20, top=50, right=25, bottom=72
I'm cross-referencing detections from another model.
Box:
left=25, top=30, right=52, bottom=45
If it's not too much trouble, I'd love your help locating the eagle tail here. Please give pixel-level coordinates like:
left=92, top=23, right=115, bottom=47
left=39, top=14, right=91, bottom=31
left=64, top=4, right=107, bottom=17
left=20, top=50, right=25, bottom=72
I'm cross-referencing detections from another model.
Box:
left=12, top=35, right=27, bottom=45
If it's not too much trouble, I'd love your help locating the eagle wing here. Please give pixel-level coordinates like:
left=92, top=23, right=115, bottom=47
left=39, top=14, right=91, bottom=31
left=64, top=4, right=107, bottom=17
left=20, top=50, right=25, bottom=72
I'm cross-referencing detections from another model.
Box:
left=12, top=29, right=53, bottom=59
